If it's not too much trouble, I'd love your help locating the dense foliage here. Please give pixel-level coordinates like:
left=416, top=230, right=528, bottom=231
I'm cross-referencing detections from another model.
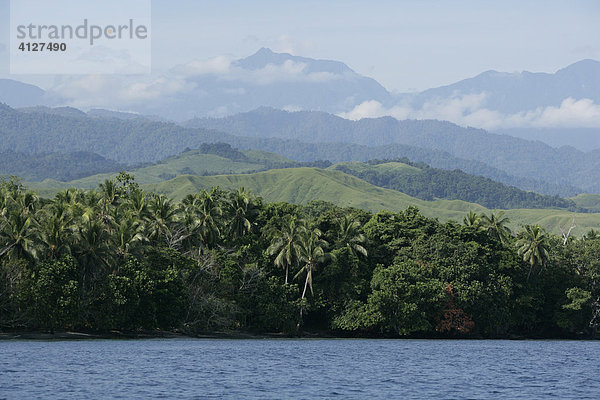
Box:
left=1, top=175, right=598, bottom=337
left=0, top=150, right=124, bottom=182
left=333, top=159, right=579, bottom=210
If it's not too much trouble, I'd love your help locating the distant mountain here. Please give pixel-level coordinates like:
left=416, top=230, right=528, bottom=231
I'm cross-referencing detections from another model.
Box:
left=0, top=79, right=48, bottom=108
left=494, top=127, right=600, bottom=151
left=4, top=52, right=599, bottom=133
left=0, top=104, right=580, bottom=195
left=0, top=150, right=124, bottom=181
left=187, top=107, right=600, bottom=192
left=82, top=48, right=392, bottom=121
left=404, top=59, right=600, bottom=114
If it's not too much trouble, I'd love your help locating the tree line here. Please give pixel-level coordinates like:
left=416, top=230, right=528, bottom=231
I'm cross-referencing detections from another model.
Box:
left=335, top=158, right=580, bottom=211
left=0, top=174, right=598, bottom=337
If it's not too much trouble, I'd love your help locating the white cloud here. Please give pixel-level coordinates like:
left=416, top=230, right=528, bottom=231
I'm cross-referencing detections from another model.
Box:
left=173, top=56, right=232, bottom=77
left=270, top=34, right=312, bottom=55
left=529, top=98, right=600, bottom=128
left=236, top=60, right=339, bottom=85
left=172, top=56, right=340, bottom=85
left=50, top=74, right=195, bottom=108
left=339, top=95, right=600, bottom=129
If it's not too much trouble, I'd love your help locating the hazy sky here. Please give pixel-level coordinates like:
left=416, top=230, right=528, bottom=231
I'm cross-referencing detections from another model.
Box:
left=1, top=0, right=599, bottom=92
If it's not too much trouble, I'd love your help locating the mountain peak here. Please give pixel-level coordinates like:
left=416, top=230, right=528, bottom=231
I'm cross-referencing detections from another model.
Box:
left=557, top=59, right=600, bottom=75
left=235, top=48, right=354, bottom=75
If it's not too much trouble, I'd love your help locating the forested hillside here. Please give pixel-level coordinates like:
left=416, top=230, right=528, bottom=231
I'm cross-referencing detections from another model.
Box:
left=188, top=108, right=600, bottom=192
left=0, top=150, right=124, bottom=181
left=1, top=177, right=598, bottom=338
left=0, top=104, right=580, bottom=195
left=331, top=160, right=578, bottom=210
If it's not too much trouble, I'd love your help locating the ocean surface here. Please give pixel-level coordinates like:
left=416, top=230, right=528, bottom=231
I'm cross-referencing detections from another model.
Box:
left=1, top=339, right=599, bottom=399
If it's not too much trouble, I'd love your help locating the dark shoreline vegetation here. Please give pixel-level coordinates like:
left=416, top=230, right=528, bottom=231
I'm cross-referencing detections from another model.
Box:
left=1, top=175, right=599, bottom=339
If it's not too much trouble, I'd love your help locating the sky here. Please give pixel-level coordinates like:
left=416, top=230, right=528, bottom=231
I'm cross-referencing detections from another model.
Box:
left=0, top=0, right=599, bottom=92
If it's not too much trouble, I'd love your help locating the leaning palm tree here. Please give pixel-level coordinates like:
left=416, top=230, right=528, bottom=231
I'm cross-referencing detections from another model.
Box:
left=516, top=225, right=550, bottom=281
left=480, top=210, right=512, bottom=244
left=337, top=215, right=367, bottom=258
left=267, top=215, right=306, bottom=284
left=295, top=228, right=330, bottom=300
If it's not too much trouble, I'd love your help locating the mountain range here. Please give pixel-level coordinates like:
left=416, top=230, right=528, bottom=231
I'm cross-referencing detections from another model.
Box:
left=0, top=103, right=582, bottom=195
left=1, top=49, right=598, bottom=133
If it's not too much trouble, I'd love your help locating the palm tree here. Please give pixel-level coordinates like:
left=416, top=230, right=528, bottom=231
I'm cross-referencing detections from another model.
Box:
left=227, top=188, right=257, bottom=239
left=37, top=202, right=74, bottom=260
left=183, top=190, right=223, bottom=248
left=463, top=211, right=481, bottom=227
left=516, top=225, right=550, bottom=281
left=295, top=228, right=330, bottom=300
left=0, top=210, right=39, bottom=261
left=113, top=213, right=146, bottom=262
left=267, top=215, right=306, bottom=284
left=336, top=215, right=367, bottom=258
left=480, top=210, right=512, bottom=244
left=73, top=219, right=113, bottom=283
left=146, top=194, right=180, bottom=243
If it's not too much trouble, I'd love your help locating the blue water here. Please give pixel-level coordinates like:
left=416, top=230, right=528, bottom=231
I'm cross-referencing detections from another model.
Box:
left=1, top=339, right=599, bottom=399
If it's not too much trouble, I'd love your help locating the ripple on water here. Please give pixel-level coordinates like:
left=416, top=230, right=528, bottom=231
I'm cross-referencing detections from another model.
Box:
left=1, top=339, right=599, bottom=399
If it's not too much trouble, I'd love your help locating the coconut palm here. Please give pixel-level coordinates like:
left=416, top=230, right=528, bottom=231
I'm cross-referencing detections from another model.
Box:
left=267, top=215, right=306, bottom=284
left=113, top=212, right=146, bottom=261
left=227, top=188, right=257, bottom=239
left=463, top=211, right=481, bottom=227
left=37, top=201, right=74, bottom=259
left=516, top=225, right=550, bottom=281
left=337, top=215, right=367, bottom=258
left=295, top=228, right=330, bottom=300
left=73, top=219, right=113, bottom=282
left=0, top=210, right=39, bottom=261
left=480, top=210, right=512, bottom=244
left=146, top=194, right=180, bottom=243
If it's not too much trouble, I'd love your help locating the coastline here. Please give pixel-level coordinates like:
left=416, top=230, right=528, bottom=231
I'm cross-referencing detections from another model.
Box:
left=1, top=329, right=596, bottom=341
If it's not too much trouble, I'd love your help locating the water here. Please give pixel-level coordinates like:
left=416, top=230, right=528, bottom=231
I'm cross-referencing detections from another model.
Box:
left=1, top=339, right=599, bottom=399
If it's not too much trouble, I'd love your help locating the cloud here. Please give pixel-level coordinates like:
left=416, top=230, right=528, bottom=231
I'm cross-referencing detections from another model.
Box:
left=270, top=34, right=312, bottom=55
left=339, top=95, right=600, bottom=129
left=50, top=74, right=195, bottom=108
left=237, top=60, right=339, bottom=85
left=172, top=56, right=232, bottom=77
left=528, top=98, right=600, bottom=128
left=173, top=57, right=341, bottom=85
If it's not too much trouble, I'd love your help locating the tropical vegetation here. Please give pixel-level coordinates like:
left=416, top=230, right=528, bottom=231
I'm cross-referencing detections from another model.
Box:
left=1, top=175, right=599, bottom=338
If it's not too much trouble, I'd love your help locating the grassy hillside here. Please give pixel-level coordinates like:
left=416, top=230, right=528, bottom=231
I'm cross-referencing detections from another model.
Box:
left=144, top=167, right=600, bottom=235
left=571, top=193, right=600, bottom=212
left=26, top=147, right=297, bottom=192
left=329, top=160, right=578, bottom=210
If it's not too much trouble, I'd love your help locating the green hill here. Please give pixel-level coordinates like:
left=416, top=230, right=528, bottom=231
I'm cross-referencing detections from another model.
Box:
left=571, top=193, right=600, bottom=212
left=26, top=146, right=297, bottom=192
left=329, top=160, right=578, bottom=210
left=144, top=167, right=600, bottom=236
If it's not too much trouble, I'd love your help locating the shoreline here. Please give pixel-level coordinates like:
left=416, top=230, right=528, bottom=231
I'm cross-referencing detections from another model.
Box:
left=1, top=330, right=597, bottom=341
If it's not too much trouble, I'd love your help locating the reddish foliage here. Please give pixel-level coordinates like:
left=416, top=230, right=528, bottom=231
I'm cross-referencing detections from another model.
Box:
left=437, top=284, right=475, bottom=334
